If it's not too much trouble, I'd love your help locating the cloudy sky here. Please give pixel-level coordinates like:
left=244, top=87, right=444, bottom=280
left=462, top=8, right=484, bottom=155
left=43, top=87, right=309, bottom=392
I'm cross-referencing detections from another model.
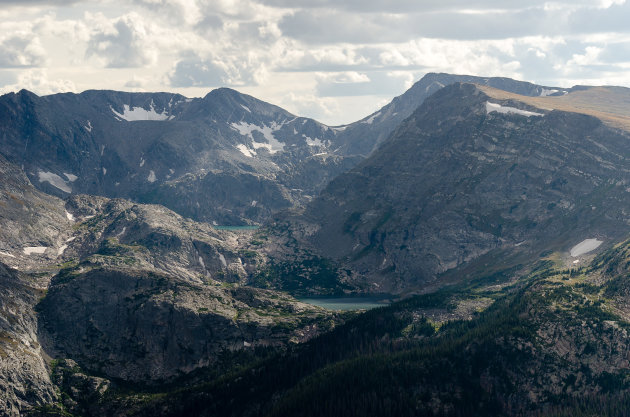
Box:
left=0, top=0, right=629, bottom=125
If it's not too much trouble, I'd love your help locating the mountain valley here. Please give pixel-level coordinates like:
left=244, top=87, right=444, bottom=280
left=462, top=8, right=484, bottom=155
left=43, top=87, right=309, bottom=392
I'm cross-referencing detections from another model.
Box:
left=3, top=73, right=630, bottom=416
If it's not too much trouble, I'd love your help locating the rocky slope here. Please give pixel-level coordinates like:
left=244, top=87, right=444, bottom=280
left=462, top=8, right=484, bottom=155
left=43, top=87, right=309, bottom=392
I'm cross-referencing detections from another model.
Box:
left=0, top=156, right=70, bottom=416
left=272, top=82, right=630, bottom=293
left=0, top=154, right=73, bottom=271
left=0, top=156, right=335, bottom=415
left=332, top=72, right=565, bottom=157
left=0, top=263, right=56, bottom=417
left=36, top=194, right=335, bottom=385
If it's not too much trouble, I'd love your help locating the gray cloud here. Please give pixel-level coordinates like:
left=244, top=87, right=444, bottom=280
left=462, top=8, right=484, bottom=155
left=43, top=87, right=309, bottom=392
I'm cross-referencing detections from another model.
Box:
left=0, top=35, right=46, bottom=68
left=261, top=0, right=545, bottom=13
left=85, top=15, right=156, bottom=68
left=168, top=56, right=227, bottom=87
left=316, top=71, right=416, bottom=97
left=599, top=43, right=630, bottom=64
left=131, top=0, right=196, bottom=26
left=278, top=2, right=630, bottom=45
left=0, top=70, right=17, bottom=87
left=194, top=14, right=223, bottom=33
left=278, top=8, right=559, bottom=44
left=168, top=51, right=262, bottom=88
left=0, top=0, right=78, bottom=3
left=568, top=2, right=630, bottom=34
left=259, top=0, right=601, bottom=13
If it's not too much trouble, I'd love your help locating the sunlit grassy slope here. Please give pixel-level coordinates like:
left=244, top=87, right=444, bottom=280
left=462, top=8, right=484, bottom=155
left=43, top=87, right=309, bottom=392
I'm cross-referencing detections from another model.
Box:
left=479, top=84, right=630, bottom=132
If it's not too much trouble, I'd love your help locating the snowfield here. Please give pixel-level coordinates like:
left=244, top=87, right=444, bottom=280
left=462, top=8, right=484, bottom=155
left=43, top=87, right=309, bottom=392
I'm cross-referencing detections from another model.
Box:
left=38, top=171, right=71, bottom=193
left=23, top=246, right=48, bottom=255
left=230, top=121, right=285, bottom=154
left=570, top=239, right=603, bottom=257
left=111, top=101, right=172, bottom=121
left=485, top=102, right=544, bottom=118
left=236, top=144, right=256, bottom=158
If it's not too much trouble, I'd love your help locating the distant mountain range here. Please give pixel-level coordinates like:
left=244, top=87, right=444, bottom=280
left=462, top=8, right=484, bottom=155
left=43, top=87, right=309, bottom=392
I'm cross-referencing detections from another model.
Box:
left=0, top=73, right=569, bottom=226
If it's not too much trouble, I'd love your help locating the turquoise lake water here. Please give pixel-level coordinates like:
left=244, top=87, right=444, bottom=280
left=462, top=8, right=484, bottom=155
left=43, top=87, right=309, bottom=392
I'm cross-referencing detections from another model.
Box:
left=298, top=297, right=391, bottom=311
left=214, top=225, right=260, bottom=231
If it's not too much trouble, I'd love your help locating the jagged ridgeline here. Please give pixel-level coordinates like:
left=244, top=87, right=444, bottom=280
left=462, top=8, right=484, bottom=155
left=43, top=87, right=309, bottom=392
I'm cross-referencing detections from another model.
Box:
left=0, top=73, right=564, bottom=226
left=2, top=73, right=630, bottom=417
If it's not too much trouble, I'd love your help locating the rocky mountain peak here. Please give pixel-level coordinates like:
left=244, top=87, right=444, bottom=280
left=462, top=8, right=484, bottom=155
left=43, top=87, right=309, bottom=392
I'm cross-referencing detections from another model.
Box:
left=276, top=81, right=630, bottom=293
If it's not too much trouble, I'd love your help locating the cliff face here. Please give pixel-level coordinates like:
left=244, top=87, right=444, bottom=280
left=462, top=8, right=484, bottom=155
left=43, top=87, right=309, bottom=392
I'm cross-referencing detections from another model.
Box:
left=38, top=268, right=328, bottom=382
left=34, top=194, right=334, bottom=384
left=0, top=263, right=56, bottom=417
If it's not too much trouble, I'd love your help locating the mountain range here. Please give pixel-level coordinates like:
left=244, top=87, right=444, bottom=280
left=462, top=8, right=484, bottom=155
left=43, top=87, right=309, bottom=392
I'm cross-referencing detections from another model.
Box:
left=2, top=73, right=630, bottom=416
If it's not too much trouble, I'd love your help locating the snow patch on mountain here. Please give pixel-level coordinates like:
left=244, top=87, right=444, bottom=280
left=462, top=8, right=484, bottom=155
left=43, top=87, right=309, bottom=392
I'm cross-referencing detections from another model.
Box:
left=230, top=121, right=285, bottom=154
left=485, top=102, right=544, bottom=118
left=147, top=170, right=157, bottom=183
left=539, top=88, right=559, bottom=97
left=85, top=121, right=92, bottom=132
left=303, top=135, right=325, bottom=147
left=38, top=171, right=71, bottom=193
left=236, top=144, right=256, bottom=158
left=111, top=101, right=171, bottom=121
left=57, top=245, right=68, bottom=256
left=362, top=111, right=381, bottom=124
left=23, top=246, right=48, bottom=255
left=241, top=105, right=251, bottom=113
left=63, top=173, right=77, bottom=182
left=570, top=239, right=603, bottom=257
left=0, top=251, right=15, bottom=258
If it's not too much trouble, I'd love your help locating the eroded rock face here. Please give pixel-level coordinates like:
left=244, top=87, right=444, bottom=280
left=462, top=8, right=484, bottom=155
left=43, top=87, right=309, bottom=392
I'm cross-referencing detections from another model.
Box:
left=0, top=154, right=73, bottom=271
left=63, top=194, right=254, bottom=284
left=35, top=193, right=332, bottom=384
left=0, top=263, right=56, bottom=417
left=38, top=268, right=327, bottom=382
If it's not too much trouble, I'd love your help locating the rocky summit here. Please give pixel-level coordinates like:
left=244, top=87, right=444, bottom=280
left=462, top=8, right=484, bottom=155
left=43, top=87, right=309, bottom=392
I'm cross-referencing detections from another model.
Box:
left=3, top=73, right=630, bottom=416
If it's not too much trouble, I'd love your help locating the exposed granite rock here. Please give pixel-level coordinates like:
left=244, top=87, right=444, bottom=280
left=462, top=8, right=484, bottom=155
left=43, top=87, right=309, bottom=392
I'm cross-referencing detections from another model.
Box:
left=0, top=154, right=73, bottom=272
left=0, top=263, right=56, bottom=417
left=38, top=267, right=329, bottom=382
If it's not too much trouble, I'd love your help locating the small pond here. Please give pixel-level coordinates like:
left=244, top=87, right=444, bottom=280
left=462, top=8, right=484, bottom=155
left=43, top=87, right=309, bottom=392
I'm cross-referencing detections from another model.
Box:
left=213, top=225, right=260, bottom=231
left=298, top=296, right=392, bottom=311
